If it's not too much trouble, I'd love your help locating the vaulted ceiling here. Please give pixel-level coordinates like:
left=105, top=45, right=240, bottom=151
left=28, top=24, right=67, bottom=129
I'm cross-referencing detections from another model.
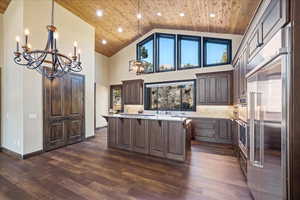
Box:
left=1, top=0, right=261, bottom=57
left=0, top=0, right=10, bottom=13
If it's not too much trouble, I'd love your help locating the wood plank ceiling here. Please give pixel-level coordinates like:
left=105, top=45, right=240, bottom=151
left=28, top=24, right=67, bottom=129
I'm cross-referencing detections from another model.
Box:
left=0, top=0, right=10, bottom=13
left=0, top=0, right=261, bottom=57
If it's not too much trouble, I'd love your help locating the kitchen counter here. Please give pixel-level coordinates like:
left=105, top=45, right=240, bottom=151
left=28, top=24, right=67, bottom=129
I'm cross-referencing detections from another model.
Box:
left=103, top=113, right=188, bottom=122
left=103, top=114, right=192, bottom=162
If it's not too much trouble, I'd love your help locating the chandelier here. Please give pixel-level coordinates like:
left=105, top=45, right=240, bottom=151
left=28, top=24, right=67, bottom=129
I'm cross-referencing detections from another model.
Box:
left=129, top=0, right=149, bottom=75
left=13, top=0, right=82, bottom=79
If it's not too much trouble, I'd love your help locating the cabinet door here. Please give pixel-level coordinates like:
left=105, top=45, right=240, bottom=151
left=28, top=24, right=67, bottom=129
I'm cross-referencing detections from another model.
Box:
left=148, top=120, right=165, bottom=157
left=218, top=119, right=232, bottom=144
left=192, top=118, right=219, bottom=142
left=131, top=119, right=148, bottom=154
left=164, top=121, right=186, bottom=161
left=216, top=74, right=231, bottom=104
left=117, top=118, right=131, bottom=150
left=107, top=118, right=118, bottom=147
left=207, top=77, right=217, bottom=104
left=197, top=77, right=207, bottom=104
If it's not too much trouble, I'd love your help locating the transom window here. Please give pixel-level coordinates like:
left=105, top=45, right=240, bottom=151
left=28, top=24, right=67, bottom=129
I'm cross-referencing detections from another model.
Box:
left=157, top=34, right=176, bottom=72
left=203, top=37, right=232, bottom=66
left=137, top=35, right=154, bottom=73
left=136, top=33, right=232, bottom=73
left=144, top=80, right=196, bottom=111
left=178, top=35, right=201, bottom=69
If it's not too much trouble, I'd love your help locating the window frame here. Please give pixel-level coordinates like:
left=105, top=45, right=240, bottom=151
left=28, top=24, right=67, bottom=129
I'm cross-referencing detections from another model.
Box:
left=136, top=34, right=155, bottom=73
left=203, top=37, right=232, bottom=67
left=144, top=79, right=197, bottom=112
left=177, top=35, right=201, bottom=70
left=155, top=33, right=176, bottom=72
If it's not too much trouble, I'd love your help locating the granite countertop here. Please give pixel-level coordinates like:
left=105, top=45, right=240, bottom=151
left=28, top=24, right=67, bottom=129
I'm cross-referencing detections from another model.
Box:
left=102, top=114, right=188, bottom=122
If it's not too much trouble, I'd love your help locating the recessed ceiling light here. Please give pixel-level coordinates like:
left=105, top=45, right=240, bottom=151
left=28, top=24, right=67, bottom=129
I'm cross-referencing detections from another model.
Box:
left=157, top=12, right=162, bottom=16
left=96, top=10, right=103, bottom=17
left=117, top=27, right=123, bottom=33
left=179, top=13, right=185, bottom=17
left=209, top=13, right=216, bottom=18
left=136, top=13, right=142, bottom=19
left=101, top=39, right=107, bottom=45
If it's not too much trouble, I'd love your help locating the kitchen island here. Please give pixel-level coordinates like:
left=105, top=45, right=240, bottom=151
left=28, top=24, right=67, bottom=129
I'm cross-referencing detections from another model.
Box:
left=103, top=114, right=192, bottom=162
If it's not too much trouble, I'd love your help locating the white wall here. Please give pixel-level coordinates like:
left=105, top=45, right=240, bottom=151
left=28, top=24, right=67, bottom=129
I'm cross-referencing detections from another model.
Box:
left=95, top=52, right=109, bottom=128
left=2, top=0, right=95, bottom=155
left=109, top=29, right=242, bottom=85
left=2, top=0, right=24, bottom=154
left=0, top=14, right=3, bottom=68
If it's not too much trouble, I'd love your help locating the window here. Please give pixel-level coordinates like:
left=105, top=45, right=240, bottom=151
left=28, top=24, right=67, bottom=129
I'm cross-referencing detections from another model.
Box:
left=110, top=85, right=122, bottom=112
left=144, top=80, right=196, bottom=111
left=137, top=35, right=154, bottom=73
left=203, top=37, right=232, bottom=67
left=178, top=35, right=201, bottom=69
left=156, top=34, right=176, bottom=72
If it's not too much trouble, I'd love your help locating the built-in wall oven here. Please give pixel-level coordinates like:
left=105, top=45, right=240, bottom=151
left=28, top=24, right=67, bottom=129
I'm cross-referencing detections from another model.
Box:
left=236, top=119, right=248, bottom=157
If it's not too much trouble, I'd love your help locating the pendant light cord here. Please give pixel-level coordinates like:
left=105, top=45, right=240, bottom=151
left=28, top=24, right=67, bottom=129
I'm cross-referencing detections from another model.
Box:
left=51, top=0, right=55, bottom=25
left=138, top=0, right=141, bottom=37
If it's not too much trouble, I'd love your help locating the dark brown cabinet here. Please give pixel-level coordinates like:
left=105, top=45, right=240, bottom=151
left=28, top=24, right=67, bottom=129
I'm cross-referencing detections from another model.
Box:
left=122, top=79, right=144, bottom=105
left=164, top=121, right=187, bottom=161
left=107, top=117, right=118, bottom=147
left=117, top=118, right=131, bottom=150
left=105, top=117, right=191, bottom=162
left=196, top=71, right=233, bottom=105
left=191, top=118, right=232, bottom=144
left=148, top=120, right=165, bottom=158
left=131, top=119, right=148, bottom=154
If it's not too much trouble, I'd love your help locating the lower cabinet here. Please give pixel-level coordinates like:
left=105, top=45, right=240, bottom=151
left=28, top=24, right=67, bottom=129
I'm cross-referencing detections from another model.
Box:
left=106, top=117, right=190, bottom=162
left=148, top=120, right=165, bottom=158
left=117, top=118, right=131, bottom=150
left=164, top=121, right=186, bottom=161
left=107, top=117, right=118, bottom=147
left=131, top=119, right=148, bottom=154
left=191, top=118, right=232, bottom=144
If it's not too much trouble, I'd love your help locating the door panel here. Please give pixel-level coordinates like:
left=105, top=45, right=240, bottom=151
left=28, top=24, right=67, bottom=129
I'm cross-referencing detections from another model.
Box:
left=117, top=118, right=131, bottom=150
left=132, top=119, right=148, bottom=154
left=107, top=118, right=118, bottom=147
left=44, top=73, right=85, bottom=151
left=164, top=121, right=185, bottom=161
left=149, top=120, right=164, bottom=157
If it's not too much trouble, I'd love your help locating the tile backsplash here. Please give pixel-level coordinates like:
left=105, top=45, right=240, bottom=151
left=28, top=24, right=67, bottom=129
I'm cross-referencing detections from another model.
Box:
left=124, top=104, right=234, bottom=119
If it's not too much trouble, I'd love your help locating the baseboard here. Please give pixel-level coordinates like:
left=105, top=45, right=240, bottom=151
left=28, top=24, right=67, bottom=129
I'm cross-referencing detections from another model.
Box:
left=23, top=150, right=44, bottom=159
left=0, top=147, right=22, bottom=159
left=95, top=126, right=107, bottom=131
left=0, top=147, right=44, bottom=160
left=86, top=135, right=95, bottom=140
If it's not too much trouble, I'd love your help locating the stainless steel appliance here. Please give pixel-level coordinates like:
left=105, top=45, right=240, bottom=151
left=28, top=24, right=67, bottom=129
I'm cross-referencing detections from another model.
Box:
left=246, top=28, right=289, bottom=200
left=237, top=119, right=248, bottom=156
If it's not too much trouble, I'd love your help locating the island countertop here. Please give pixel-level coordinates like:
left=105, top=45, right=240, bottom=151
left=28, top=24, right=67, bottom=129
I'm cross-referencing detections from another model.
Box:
left=102, top=113, right=189, bottom=122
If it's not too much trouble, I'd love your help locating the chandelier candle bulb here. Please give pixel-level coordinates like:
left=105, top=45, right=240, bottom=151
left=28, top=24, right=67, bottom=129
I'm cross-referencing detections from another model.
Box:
left=16, top=36, right=20, bottom=52
left=78, top=49, right=81, bottom=62
left=73, top=41, right=78, bottom=56
left=24, top=29, right=30, bottom=45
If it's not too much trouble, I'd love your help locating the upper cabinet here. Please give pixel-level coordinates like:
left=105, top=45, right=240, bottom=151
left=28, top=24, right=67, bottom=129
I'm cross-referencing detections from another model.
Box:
left=122, top=79, right=144, bottom=105
left=196, top=71, right=233, bottom=105
left=110, top=84, right=123, bottom=113
left=233, top=0, right=289, bottom=104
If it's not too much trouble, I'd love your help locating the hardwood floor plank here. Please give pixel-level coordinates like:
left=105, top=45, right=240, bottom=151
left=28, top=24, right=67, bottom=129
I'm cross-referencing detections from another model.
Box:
left=0, top=128, right=252, bottom=200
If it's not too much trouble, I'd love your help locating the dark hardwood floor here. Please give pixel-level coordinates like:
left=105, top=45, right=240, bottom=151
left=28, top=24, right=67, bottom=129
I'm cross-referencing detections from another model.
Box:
left=0, top=128, right=252, bottom=200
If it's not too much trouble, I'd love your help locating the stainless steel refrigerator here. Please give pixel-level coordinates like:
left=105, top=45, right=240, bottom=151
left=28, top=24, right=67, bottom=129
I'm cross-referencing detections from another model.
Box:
left=247, top=28, right=289, bottom=200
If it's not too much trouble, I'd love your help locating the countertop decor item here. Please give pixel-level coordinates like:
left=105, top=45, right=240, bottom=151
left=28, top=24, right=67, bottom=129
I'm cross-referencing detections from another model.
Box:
left=13, top=0, right=82, bottom=79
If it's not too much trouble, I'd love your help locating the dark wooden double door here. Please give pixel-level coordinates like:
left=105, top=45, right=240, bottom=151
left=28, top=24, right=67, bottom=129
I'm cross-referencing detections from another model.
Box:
left=43, top=73, right=85, bottom=151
